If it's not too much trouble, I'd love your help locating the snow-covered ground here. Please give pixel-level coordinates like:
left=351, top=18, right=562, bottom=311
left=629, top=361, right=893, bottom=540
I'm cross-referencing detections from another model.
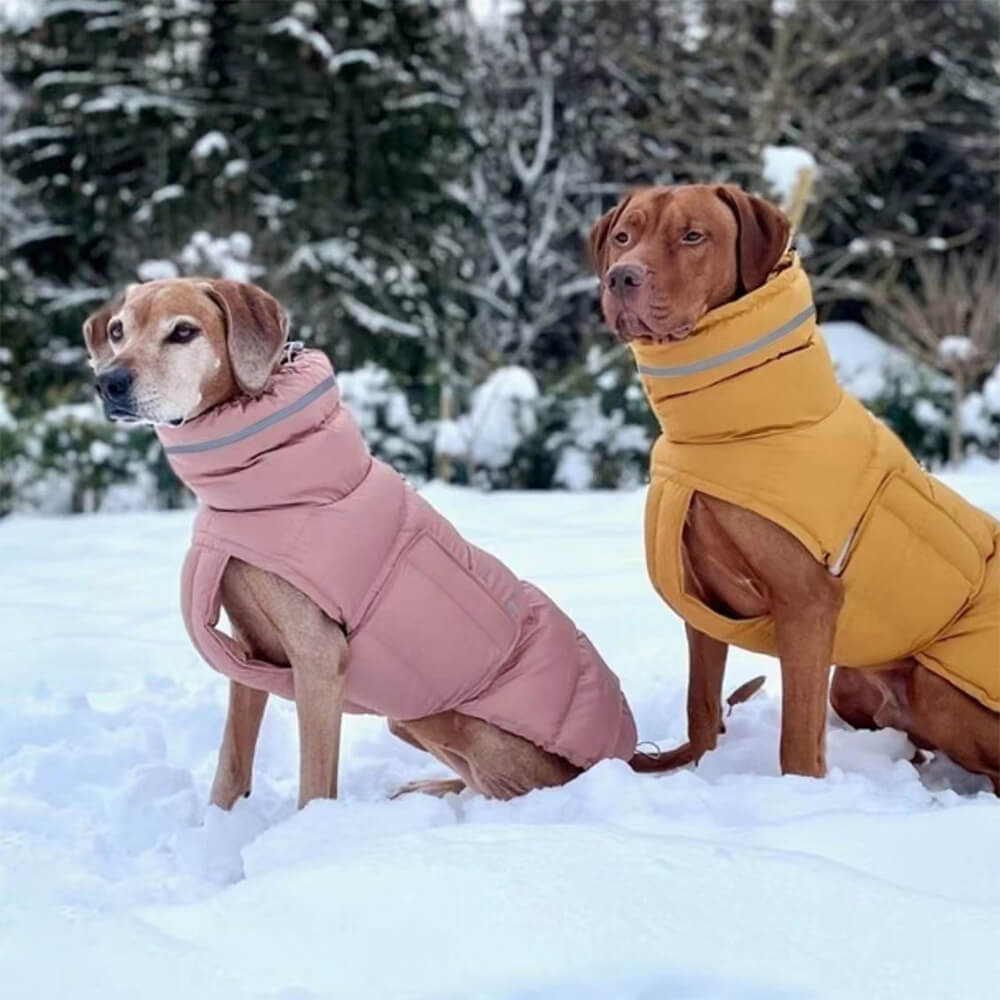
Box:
left=2, top=478, right=999, bottom=999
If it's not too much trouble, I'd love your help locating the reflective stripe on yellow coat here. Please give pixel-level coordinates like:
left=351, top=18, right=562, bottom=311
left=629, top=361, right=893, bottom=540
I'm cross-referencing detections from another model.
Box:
left=632, top=254, right=1000, bottom=710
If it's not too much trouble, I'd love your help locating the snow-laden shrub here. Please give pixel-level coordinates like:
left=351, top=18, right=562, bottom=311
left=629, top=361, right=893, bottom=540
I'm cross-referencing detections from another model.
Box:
left=435, top=366, right=541, bottom=488
left=2, top=400, right=165, bottom=515
left=823, top=320, right=1000, bottom=467
left=437, top=353, right=657, bottom=490
left=544, top=349, right=655, bottom=490
left=0, top=388, right=23, bottom=515
left=548, top=397, right=650, bottom=490
left=137, top=231, right=262, bottom=285
left=961, top=360, right=1000, bottom=463
left=337, top=363, right=432, bottom=480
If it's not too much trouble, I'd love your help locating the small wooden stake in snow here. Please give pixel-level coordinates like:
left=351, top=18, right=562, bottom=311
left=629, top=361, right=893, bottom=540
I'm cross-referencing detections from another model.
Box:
left=784, top=164, right=814, bottom=239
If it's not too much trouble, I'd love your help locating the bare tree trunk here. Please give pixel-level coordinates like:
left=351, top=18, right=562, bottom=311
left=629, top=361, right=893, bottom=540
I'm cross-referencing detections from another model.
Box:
left=437, top=382, right=453, bottom=483
left=950, top=369, right=965, bottom=468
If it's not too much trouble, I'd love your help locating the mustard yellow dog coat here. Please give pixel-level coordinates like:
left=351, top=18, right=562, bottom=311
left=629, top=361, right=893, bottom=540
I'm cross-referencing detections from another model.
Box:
left=633, top=254, right=1000, bottom=710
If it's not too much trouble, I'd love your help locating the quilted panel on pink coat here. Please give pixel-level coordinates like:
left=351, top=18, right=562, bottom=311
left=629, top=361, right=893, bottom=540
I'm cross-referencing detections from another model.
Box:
left=164, top=350, right=637, bottom=768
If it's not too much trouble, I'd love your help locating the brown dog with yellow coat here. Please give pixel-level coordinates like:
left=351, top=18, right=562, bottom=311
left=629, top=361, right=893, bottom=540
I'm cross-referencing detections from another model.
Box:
left=590, top=184, right=1000, bottom=791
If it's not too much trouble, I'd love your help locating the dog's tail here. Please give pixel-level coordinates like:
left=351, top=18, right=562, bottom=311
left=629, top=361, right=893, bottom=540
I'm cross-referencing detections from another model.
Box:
left=627, top=675, right=766, bottom=774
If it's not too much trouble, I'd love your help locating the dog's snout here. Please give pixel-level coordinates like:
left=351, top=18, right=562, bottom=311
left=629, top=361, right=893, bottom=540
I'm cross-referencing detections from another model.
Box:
left=96, top=367, right=133, bottom=405
left=606, top=263, right=646, bottom=298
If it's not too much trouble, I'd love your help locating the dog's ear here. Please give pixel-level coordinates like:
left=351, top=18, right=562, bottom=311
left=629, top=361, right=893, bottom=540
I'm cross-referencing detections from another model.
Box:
left=82, top=296, right=124, bottom=369
left=588, top=195, right=632, bottom=276
left=201, top=280, right=289, bottom=396
left=715, top=186, right=790, bottom=295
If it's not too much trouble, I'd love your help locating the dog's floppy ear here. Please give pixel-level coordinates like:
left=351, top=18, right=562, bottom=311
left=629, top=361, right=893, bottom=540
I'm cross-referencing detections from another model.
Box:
left=588, top=195, right=631, bottom=276
left=201, top=279, right=289, bottom=396
left=715, top=186, right=790, bottom=295
left=82, top=295, right=124, bottom=369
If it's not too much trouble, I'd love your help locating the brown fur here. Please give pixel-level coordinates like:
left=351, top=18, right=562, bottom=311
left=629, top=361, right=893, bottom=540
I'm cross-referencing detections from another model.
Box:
left=590, top=184, right=788, bottom=344
left=83, top=277, right=286, bottom=426
left=590, top=184, right=1000, bottom=791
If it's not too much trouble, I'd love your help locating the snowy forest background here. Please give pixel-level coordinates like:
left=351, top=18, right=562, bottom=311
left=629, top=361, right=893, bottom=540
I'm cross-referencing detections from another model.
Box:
left=0, top=0, right=997, bottom=515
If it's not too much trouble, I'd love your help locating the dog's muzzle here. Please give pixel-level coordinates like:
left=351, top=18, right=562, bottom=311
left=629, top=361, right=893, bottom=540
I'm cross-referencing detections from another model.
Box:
left=95, top=366, right=137, bottom=420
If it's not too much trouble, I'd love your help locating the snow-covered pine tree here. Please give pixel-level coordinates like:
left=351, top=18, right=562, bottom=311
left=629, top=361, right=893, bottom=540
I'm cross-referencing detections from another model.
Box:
left=3, top=2, right=189, bottom=407
left=267, top=0, right=474, bottom=388
left=0, top=2, right=221, bottom=511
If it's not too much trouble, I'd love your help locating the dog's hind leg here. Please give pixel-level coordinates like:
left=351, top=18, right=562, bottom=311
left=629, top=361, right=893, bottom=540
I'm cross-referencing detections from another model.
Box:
left=388, top=712, right=580, bottom=801
left=831, top=662, right=1000, bottom=794
left=387, top=718, right=468, bottom=798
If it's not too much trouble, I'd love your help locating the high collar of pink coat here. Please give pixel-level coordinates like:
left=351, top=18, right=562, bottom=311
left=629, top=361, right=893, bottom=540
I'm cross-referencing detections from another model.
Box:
left=155, top=349, right=370, bottom=511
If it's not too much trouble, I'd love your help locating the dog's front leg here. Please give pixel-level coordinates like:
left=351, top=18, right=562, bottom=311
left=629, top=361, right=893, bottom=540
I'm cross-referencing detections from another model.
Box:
left=291, top=625, right=349, bottom=808
left=685, top=624, right=729, bottom=762
left=211, top=680, right=269, bottom=809
left=772, top=580, right=841, bottom=778
left=691, top=496, right=844, bottom=779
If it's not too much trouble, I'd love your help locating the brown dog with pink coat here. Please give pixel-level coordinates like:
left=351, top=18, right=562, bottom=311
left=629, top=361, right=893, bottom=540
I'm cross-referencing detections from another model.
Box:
left=83, top=278, right=763, bottom=808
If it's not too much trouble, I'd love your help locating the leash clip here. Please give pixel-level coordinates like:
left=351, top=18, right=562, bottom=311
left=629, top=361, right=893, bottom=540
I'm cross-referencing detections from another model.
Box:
left=282, top=340, right=306, bottom=365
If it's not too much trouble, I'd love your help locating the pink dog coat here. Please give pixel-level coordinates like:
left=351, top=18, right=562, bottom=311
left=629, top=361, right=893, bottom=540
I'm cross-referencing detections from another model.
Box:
left=156, top=350, right=637, bottom=768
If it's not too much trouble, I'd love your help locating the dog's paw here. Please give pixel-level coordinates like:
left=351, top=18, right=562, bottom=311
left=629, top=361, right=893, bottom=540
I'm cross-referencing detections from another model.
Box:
left=389, top=778, right=466, bottom=801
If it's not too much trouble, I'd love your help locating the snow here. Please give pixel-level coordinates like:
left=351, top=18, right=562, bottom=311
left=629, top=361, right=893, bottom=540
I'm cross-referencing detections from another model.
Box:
left=336, top=363, right=428, bottom=469
left=137, top=259, right=179, bottom=282
left=268, top=15, right=335, bottom=62
left=439, top=365, right=539, bottom=468
left=550, top=397, right=650, bottom=491
left=0, top=388, right=15, bottom=428
left=189, top=131, right=229, bottom=160
left=341, top=295, right=422, bottom=338
left=554, top=446, right=593, bottom=491
left=0, top=0, right=42, bottom=31
left=938, top=335, right=976, bottom=364
left=0, top=124, right=72, bottom=148
left=222, top=158, right=247, bottom=179
left=761, top=145, right=816, bottom=203
left=2, top=475, right=999, bottom=998
left=960, top=392, right=994, bottom=441
left=822, top=320, right=934, bottom=401
left=9, top=222, right=73, bottom=249
left=267, top=14, right=378, bottom=74
left=983, top=362, right=1000, bottom=414
left=80, top=90, right=195, bottom=118
left=914, top=396, right=947, bottom=430
left=150, top=184, right=184, bottom=204
left=286, top=237, right=378, bottom=286
left=329, top=49, right=381, bottom=73
left=177, top=231, right=260, bottom=283
left=468, top=0, right=514, bottom=26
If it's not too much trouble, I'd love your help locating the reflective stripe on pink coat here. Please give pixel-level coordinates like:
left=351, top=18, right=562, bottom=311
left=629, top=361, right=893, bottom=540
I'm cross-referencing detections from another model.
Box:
left=155, top=350, right=637, bottom=769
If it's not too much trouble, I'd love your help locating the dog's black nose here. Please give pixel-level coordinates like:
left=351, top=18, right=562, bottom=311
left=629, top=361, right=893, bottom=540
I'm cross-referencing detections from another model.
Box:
left=96, top=367, right=133, bottom=404
left=606, top=263, right=646, bottom=298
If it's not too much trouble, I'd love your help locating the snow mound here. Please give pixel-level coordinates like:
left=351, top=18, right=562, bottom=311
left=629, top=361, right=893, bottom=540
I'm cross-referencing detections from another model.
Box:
left=438, top=366, right=540, bottom=469
left=762, top=145, right=816, bottom=203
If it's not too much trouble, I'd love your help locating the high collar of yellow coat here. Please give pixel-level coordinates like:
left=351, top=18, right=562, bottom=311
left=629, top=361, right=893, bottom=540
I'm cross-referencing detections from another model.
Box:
left=630, top=253, right=842, bottom=444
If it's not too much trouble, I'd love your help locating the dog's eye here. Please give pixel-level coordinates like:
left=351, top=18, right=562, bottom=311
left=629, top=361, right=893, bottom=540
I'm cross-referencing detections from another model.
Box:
left=166, top=323, right=200, bottom=345
left=681, top=230, right=705, bottom=244
left=613, top=231, right=630, bottom=246
left=107, top=321, right=124, bottom=343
